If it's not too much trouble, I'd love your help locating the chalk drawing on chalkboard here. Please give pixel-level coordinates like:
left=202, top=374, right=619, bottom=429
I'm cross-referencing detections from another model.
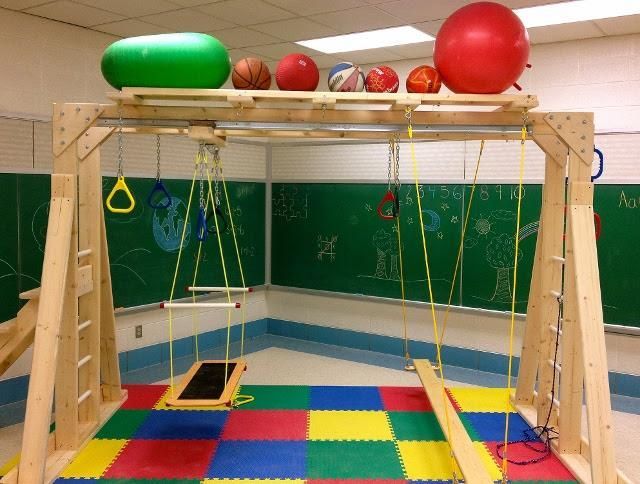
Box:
left=422, top=210, right=441, bottom=232
left=152, top=196, right=191, bottom=252
left=317, top=235, right=338, bottom=262
left=518, top=221, right=539, bottom=241
left=273, top=186, right=309, bottom=222
left=441, top=203, right=450, bottom=211
left=0, top=258, right=39, bottom=284
left=463, top=212, right=495, bottom=249
left=451, top=216, right=459, bottom=224
left=111, top=248, right=151, bottom=285
left=483, top=233, right=523, bottom=303
left=364, top=203, right=373, bottom=212
left=32, top=201, right=50, bottom=253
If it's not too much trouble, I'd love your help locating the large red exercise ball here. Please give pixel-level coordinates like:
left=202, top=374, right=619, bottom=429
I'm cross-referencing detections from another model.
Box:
left=276, top=53, right=319, bottom=91
left=433, top=2, right=530, bottom=94
left=101, top=33, right=231, bottom=90
left=365, top=66, right=399, bottom=93
left=406, top=65, right=442, bottom=93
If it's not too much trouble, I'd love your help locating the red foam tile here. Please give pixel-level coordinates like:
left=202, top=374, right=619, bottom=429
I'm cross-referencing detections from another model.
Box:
left=221, top=410, right=308, bottom=440
left=379, top=387, right=433, bottom=412
left=104, top=439, right=216, bottom=479
left=484, top=441, right=576, bottom=481
left=121, top=385, right=168, bottom=409
left=308, top=480, right=406, bottom=484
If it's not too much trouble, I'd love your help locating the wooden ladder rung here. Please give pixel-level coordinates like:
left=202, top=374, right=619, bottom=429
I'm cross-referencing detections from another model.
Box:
left=77, top=389, right=92, bottom=405
left=78, top=248, right=92, bottom=258
left=78, top=320, right=92, bottom=332
left=550, top=290, right=562, bottom=298
left=551, top=255, right=566, bottom=263
left=546, top=392, right=561, bottom=408
left=77, top=355, right=92, bottom=369
left=549, top=325, right=563, bottom=336
left=19, top=287, right=41, bottom=300
left=547, top=359, right=562, bottom=372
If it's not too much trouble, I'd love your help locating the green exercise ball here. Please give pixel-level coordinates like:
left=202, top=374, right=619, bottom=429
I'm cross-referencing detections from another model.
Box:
left=101, top=32, right=231, bottom=90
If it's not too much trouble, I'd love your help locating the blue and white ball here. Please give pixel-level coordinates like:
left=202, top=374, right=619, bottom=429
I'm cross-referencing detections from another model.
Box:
left=328, top=62, right=365, bottom=92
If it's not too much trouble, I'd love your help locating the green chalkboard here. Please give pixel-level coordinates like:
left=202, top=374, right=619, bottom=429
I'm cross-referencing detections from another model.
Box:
left=1, top=173, right=265, bottom=322
left=271, top=183, right=463, bottom=304
left=271, top=182, right=640, bottom=328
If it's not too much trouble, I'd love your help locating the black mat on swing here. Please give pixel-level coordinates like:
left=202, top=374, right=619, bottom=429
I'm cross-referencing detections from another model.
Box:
left=178, top=362, right=237, bottom=400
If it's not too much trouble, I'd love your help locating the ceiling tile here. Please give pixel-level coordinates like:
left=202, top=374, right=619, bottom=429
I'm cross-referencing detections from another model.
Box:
left=25, top=0, right=125, bottom=27
left=247, top=42, right=317, bottom=60
left=310, top=6, right=404, bottom=34
left=309, top=54, right=343, bottom=69
left=74, top=0, right=179, bottom=17
left=142, top=8, right=234, bottom=31
left=263, top=0, right=369, bottom=16
left=412, top=19, right=445, bottom=37
left=198, top=0, right=295, bottom=25
left=251, top=17, right=337, bottom=41
left=228, top=48, right=262, bottom=64
left=386, top=41, right=434, bottom=60
left=340, top=48, right=403, bottom=65
left=595, top=15, right=640, bottom=36
left=93, top=19, right=172, bottom=37
left=527, top=22, right=605, bottom=45
left=169, top=0, right=221, bottom=6
left=375, top=0, right=468, bottom=23
left=209, top=26, right=280, bottom=49
left=0, top=0, right=51, bottom=9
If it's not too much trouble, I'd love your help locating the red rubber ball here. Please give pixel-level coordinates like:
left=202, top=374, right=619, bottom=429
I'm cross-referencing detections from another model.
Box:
left=434, top=1, right=530, bottom=94
left=365, top=66, right=399, bottom=93
left=276, top=53, right=319, bottom=91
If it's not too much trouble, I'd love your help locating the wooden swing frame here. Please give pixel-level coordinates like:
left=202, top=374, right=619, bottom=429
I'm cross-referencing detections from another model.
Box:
left=0, top=87, right=626, bottom=483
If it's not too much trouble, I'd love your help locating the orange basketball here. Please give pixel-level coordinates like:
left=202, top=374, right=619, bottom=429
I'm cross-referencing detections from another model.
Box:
left=232, top=57, right=271, bottom=90
left=406, top=65, right=442, bottom=93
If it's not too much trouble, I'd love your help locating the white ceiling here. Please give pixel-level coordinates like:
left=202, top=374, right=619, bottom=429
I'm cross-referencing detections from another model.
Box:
left=2, top=0, right=639, bottom=69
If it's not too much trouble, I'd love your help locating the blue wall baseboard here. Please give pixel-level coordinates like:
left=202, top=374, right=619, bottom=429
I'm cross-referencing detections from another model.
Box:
left=1, top=317, right=638, bottom=409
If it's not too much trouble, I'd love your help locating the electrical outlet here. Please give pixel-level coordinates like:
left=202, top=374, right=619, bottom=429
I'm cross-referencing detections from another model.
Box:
left=135, top=325, right=142, bottom=339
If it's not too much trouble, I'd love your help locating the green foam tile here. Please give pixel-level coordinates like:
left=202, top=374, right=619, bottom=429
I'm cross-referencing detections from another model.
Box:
left=95, top=410, right=150, bottom=439
left=387, top=411, right=445, bottom=441
left=307, top=441, right=404, bottom=479
left=91, top=480, right=201, bottom=483
left=237, top=385, right=310, bottom=409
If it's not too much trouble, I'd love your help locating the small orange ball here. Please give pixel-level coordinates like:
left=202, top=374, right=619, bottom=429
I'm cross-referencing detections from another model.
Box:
left=406, top=65, right=442, bottom=93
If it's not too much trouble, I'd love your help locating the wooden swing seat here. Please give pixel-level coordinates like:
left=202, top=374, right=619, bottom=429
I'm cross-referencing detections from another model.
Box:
left=165, top=359, right=246, bottom=407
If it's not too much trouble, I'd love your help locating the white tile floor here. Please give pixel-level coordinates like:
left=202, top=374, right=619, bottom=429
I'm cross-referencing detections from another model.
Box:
left=1, top=347, right=639, bottom=480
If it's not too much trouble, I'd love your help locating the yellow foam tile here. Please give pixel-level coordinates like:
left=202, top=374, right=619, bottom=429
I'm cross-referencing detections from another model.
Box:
left=308, top=410, right=393, bottom=440
left=0, top=452, right=19, bottom=477
left=448, top=387, right=515, bottom=413
left=397, top=441, right=501, bottom=481
left=59, top=439, right=128, bottom=478
left=153, top=386, right=234, bottom=411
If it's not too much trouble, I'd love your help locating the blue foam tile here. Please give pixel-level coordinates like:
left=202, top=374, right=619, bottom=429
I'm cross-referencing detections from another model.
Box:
left=461, top=412, right=537, bottom=442
left=310, top=385, right=384, bottom=410
left=134, top=409, right=229, bottom=440
left=208, top=441, right=306, bottom=478
left=127, top=344, right=162, bottom=371
left=54, top=480, right=97, bottom=483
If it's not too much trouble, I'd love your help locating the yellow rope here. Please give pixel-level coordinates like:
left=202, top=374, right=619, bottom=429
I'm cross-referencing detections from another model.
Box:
left=218, top=153, right=249, bottom=358
left=190, top=192, right=210, bottom=362
left=205, top=154, right=234, bottom=389
left=440, top=140, right=485, bottom=345
left=501, top=120, right=528, bottom=481
left=167, top=149, right=201, bottom=396
left=406, top=108, right=457, bottom=480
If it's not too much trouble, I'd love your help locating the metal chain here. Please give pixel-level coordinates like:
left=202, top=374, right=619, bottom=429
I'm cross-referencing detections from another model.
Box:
left=116, top=104, right=124, bottom=177
left=198, top=144, right=205, bottom=210
left=212, top=146, right=221, bottom=207
left=394, top=133, right=400, bottom=189
left=387, top=137, right=393, bottom=190
left=155, top=135, right=161, bottom=181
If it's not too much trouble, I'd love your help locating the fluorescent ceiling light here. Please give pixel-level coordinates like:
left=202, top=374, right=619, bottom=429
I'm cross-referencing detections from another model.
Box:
left=515, top=0, right=640, bottom=28
left=296, top=26, right=434, bottom=54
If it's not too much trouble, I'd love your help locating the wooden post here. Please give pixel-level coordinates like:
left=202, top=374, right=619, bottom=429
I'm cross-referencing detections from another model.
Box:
left=16, top=174, right=75, bottom=482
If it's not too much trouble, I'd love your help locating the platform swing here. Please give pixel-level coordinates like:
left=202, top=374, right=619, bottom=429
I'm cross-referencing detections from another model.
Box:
left=160, top=143, right=250, bottom=407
